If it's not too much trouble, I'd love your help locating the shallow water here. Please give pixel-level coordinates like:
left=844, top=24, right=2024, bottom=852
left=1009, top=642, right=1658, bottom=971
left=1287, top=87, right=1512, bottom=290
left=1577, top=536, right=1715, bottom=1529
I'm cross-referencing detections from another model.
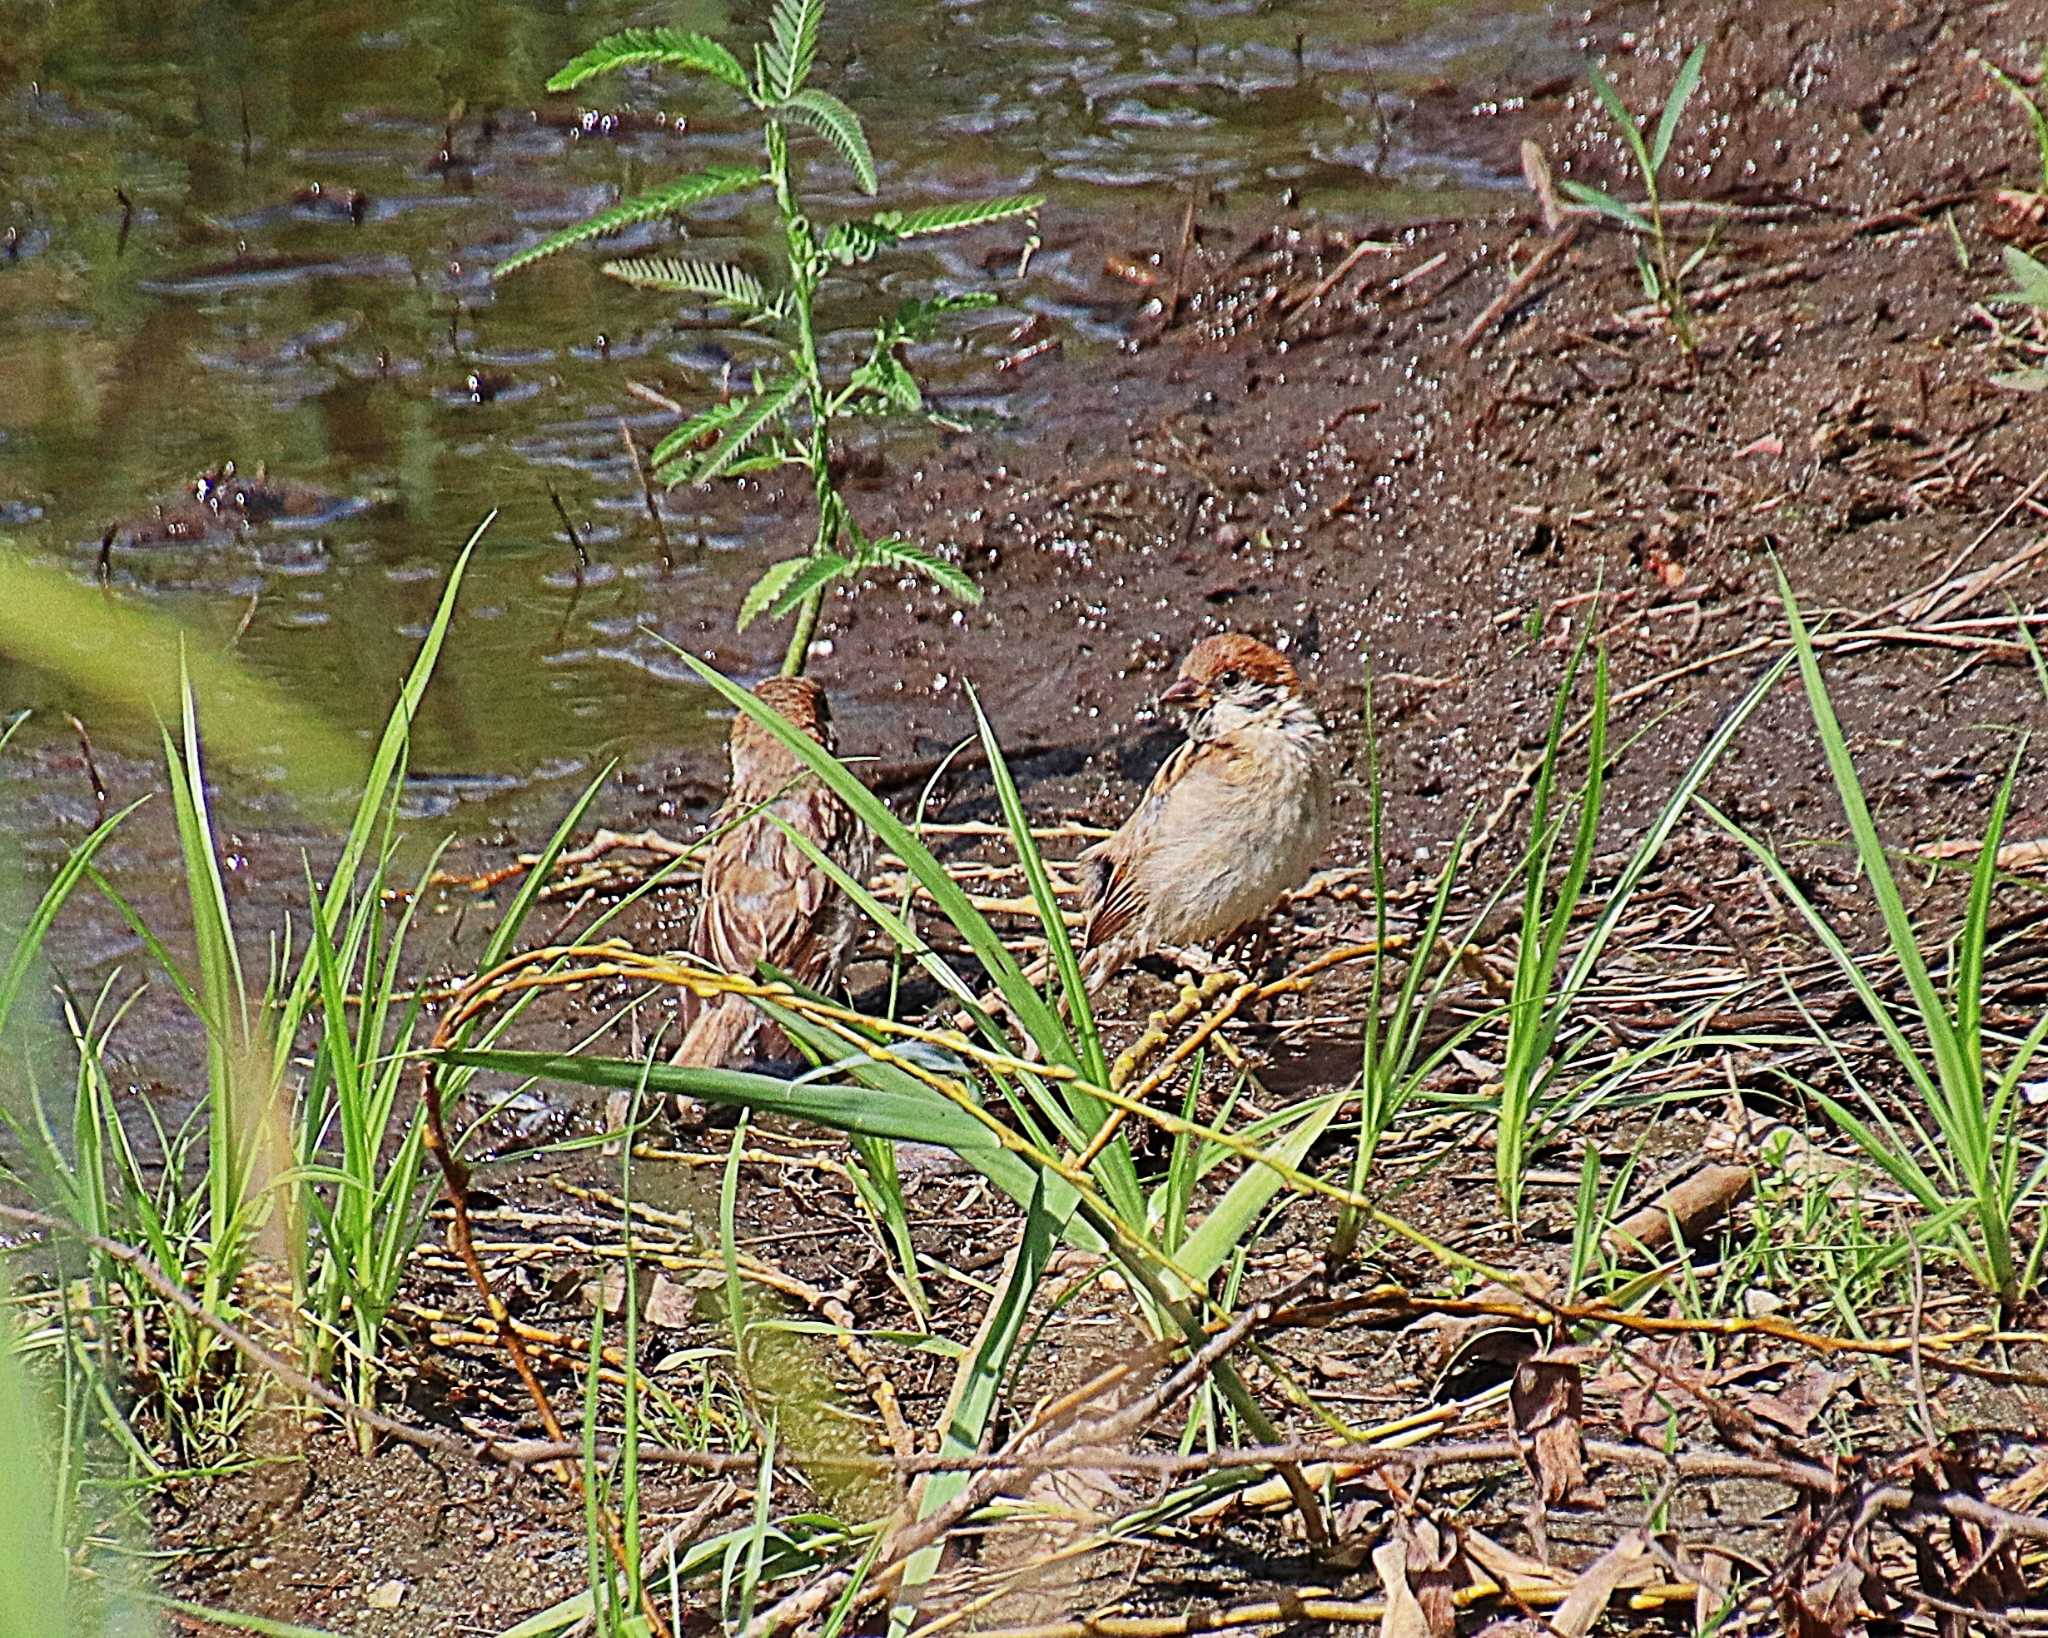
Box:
left=1, top=0, right=1572, bottom=842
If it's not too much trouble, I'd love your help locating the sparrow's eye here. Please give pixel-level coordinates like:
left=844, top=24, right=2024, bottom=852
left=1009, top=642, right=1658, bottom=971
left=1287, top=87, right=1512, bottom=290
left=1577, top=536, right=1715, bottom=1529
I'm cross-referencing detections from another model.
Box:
left=1216, top=669, right=1242, bottom=690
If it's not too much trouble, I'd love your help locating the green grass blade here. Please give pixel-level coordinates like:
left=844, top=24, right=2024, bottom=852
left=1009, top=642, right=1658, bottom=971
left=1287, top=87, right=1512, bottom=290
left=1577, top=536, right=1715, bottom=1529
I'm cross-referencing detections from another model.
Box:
left=1699, top=800, right=1939, bottom=1104
left=0, top=798, right=146, bottom=1043
left=657, top=643, right=1067, bottom=1051
left=1556, top=181, right=1651, bottom=234
left=1584, top=58, right=1653, bottom=182
left=1957, top=748, right=2021, bottom=1073
left=893, top=1177, right=1059, bottom=1626
left=1650, top=44, right=1707, bottom=173
left=1776, top=568, right=1971, bottom=1111
left=969, top=688, right=1098, bottom=1081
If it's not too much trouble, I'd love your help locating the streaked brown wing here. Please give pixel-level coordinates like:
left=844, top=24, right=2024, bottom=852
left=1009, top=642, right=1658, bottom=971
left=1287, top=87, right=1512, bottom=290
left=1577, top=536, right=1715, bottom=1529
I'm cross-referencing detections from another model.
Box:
left=683, top=785, right=863, bottom=1040
left=1078, top=738, right=1194, bottom=954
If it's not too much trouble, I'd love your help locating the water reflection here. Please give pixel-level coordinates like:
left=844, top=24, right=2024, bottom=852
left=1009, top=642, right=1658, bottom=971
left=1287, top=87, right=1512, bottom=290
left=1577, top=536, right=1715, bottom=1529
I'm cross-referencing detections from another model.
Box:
left=0, top=0, right=1570, bottom=832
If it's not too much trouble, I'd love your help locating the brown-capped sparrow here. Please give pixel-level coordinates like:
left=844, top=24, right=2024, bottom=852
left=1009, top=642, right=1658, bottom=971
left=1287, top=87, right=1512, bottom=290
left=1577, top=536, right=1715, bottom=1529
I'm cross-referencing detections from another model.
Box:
left=672, top=675, right=871, bottom=1071
left=1076, top=634, right=1330, bottom=989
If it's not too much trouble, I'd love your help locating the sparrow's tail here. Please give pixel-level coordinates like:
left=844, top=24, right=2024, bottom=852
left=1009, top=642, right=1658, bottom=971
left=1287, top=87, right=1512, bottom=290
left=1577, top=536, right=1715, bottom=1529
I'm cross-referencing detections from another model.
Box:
left=672, top=997, right=757, bottom=1068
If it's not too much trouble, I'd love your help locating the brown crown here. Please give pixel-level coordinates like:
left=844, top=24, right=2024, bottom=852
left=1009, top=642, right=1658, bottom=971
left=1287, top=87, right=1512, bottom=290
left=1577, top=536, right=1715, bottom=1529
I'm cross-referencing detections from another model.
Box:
left=729, top=675, right=833, bottom=766
left=1178, top=633, right=1301, bottom=692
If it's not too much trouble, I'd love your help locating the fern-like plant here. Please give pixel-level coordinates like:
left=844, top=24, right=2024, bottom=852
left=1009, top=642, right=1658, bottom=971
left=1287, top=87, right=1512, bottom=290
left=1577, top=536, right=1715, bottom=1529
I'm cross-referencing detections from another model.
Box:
left=498, top=6, right=1042, bottom=674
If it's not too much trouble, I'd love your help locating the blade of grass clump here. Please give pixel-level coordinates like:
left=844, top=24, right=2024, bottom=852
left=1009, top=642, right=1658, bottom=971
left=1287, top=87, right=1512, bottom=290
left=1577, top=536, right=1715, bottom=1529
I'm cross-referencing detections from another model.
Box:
left=764, top=810, right=1100, bottom=1175
left=1333, top=670, right=1474, bottom=1261
left=889, top=1176, right=1060, bottom=1628
left=773, top=804, right=996, bottom=1017
left=846, top=1136, right=929, bottom=1322
left=1774, top=565, right=1969, bottom=1092
left=963, top=687, right=1155, bottom=1218
left=272, top=519, right=489, bottom=1065
left=1556, top=646, right=1793, bottom=994
left=1586, top=57, right=1652, bottom=180
left=969, top=687, right=1104, bottom=1087
left=0, top=798, right=146, bottom=1043
left=1699, top=566, right=2030, bottom=1300
left=1171, top=1088, right=1345, bottom=1293
left=1496, top=637, right=1605, bottom=1221
left=163, top=663, right=273, bottom=1296
left=1493, top=637, right=1792, bottom=1220
left=439, top=1047, right=1085, bottom=1231
left=659, top=640, right=1072, bottom=1060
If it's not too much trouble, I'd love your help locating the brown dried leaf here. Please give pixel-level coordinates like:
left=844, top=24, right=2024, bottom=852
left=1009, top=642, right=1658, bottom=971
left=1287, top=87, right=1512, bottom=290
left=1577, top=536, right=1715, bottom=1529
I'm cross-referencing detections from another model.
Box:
left=1746, top=1363, right=1853, bottom=1438
left=1784, top=1558, right=1868, bottom=1638
left=1372, top=1538, right=1433, bottom=1638
left=1461, top=1528, right=1568, bottom=1593
left=1511, top=1349, right=1597, bottom=1507
left=1396, top=1514, right=1463, bottom=1637
left=1548, top=1529, right=1658, bottom=1638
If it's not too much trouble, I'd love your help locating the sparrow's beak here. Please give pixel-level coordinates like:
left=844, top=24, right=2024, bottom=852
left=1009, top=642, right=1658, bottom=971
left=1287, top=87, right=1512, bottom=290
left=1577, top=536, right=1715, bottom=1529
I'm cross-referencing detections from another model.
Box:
left=1159, top=676, right=1205, bottom=710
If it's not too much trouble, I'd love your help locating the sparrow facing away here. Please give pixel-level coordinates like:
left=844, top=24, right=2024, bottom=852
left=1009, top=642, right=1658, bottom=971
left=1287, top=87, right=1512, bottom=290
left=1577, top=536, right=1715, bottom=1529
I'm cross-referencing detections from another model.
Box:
left=673, top=676, right=871, bottom=1069
left=1076, top=634, right=1331, bottom=989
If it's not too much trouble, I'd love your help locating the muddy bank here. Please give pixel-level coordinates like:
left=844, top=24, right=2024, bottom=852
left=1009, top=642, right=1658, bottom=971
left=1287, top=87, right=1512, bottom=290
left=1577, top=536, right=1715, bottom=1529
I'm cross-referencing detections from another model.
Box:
left=775, top=2, right=2048, bottom=890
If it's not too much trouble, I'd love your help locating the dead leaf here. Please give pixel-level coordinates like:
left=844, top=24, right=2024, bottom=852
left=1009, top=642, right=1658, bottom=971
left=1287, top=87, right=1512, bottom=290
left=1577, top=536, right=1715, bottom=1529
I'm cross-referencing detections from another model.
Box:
left=1785, top=1558, right=1868, bottom=1638
left=1747, top=1363, right=1853, bottom=1438
left=591, top=1268, right=705, bottom=1329
left=1918, top=833, right=2048, bottom=871
left=1685, top=1543, right=1733, bottom=1635
left=1372, top=1538, right=1433, bottom=1638
left=1462, top=1528, right=1567, bottom=1593
left=1521, top=140, right=1565, bottom=234
left=1511, top=1348, right=1598, bottom=1507
left=1549, top=1530, right=1657, bottom=1638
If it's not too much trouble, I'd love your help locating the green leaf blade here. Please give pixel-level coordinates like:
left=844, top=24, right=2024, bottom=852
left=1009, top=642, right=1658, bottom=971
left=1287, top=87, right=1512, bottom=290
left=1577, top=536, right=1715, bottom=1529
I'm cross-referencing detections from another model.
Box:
left=765, top=552, right=854, bottom=620
left=1557, top=179, right=1650, bottom=234
left=675, top=375, right=806, bottom=487
left=1650, top=44, right=1707, bottom=173
left=546, top=28, right=750, bottom=94
left=600, top=256, right=767, bottom=311
left=781, top=88, right=877, bottom=195
left=865, top=537, right=983, bottom=606
left=493, top=166, right=759, bottom=280
left=762, top=0, right=825, bottom=101
left=876, top=194, right=1044, bottom=239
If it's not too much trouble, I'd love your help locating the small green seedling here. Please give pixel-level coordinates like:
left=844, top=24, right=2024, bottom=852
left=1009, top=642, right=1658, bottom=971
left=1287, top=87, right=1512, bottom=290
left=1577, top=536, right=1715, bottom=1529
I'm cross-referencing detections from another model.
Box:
left=1559, top=44, right=1708, bottom=350
left=1989, top=243, right=2048, bottom=392
left=1973, top=46, right=2048, bottom=194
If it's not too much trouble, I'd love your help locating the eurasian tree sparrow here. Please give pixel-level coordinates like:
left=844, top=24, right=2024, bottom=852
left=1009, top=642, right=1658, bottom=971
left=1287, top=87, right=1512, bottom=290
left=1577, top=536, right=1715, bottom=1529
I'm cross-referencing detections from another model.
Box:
left=675, top=676, right=870, bottom=1069
left=1076, top=634, right=1331, bottom=988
